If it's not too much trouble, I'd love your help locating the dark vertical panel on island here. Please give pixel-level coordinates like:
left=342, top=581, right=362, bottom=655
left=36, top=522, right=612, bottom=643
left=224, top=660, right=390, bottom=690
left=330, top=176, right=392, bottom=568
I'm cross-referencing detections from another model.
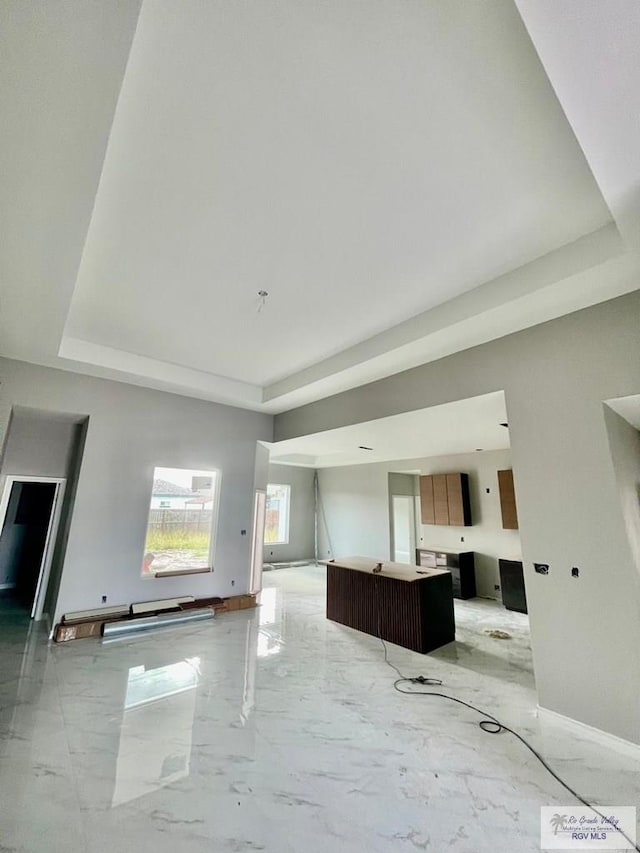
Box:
left=326, top=564, right=455, bottom=653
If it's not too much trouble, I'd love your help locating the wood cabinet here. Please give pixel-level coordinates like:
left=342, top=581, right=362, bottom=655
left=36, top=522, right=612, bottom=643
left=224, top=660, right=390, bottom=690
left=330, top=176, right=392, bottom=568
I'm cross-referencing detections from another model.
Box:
left=420, top=475, right=435, bottom=524
left=417, top=548, right=477, bottom=599
left=446, top=474, right=465, bottom=526
left=419, top=473, right=471, bottom=526
left=498, top=469, right=518, bottom=529
left=432, top=474, right=449, bottom=525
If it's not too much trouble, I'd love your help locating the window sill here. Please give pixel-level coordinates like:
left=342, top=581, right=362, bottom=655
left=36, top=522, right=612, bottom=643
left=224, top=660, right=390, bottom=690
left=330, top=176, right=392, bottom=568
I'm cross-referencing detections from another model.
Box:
left=150, top=567, right=213, bottom=579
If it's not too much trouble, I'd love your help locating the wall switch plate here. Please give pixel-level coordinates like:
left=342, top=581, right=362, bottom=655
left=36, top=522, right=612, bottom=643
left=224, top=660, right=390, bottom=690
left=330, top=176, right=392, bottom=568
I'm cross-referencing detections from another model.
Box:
left=534, top=563, right=550, bottom=575
left=101, top=595, right=107, bottom=603
left=231, top=579, right=235, bottom=586
left=460, top=536, right=464, bottom=542
left=240, top=529, right=246, bottom=535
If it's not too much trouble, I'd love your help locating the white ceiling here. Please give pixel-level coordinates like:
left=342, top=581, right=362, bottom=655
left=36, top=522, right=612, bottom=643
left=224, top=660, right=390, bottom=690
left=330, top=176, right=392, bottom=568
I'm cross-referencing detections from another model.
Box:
left=1, top=1, right=640, bottom=413
left=514, top=0, right=640, bottom=247
left=268, top=391, right=509, bottom=468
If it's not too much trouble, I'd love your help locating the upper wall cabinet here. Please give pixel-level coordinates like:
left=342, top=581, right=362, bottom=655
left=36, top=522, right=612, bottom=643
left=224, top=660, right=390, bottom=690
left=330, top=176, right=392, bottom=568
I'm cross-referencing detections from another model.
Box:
left=420, top=474, right=436, bottom=524
left=420, top=473, right=472, bottom=526
left=498, top=469, right=519, bottom=529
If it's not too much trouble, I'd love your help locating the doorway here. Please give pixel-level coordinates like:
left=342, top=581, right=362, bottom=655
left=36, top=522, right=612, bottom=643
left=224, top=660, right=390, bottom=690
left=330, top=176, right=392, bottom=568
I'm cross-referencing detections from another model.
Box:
left=249, top=489, right=267, bottom=593
left=391, top=494, right=417, bottom=564
left=0, top=476, right=66, bottom=620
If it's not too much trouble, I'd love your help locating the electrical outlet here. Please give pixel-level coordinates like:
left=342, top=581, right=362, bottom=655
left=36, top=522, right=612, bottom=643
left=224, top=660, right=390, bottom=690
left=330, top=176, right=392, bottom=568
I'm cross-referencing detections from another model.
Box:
left=231, top=579, right=235, bottom=587
left=534, top=563, right=550, bottom=575
left=460, top=536, right=464, bottom=542
left=240, top=529, right=246, bottom=536
left=494, top=584, right=500, bottom=591
left=101, top=595, right=107, bottom=603
left=571, top=567, right=580, bottom=578
left=486, top=488, right=490, bottom=494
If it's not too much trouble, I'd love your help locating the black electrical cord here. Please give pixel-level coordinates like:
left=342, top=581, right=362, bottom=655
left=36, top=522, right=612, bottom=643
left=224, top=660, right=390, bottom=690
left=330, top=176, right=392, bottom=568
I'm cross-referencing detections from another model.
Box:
left=391, top=679, right=639, bottom=851
left=380, top=635, right=407, bottom=681
left=375, top=597, right=639, bottom=851
left=336, top=557, right=639, bottom=850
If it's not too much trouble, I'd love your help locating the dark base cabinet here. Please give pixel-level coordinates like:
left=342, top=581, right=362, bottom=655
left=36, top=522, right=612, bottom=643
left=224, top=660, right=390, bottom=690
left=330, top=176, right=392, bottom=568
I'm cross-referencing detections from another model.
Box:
left=416, top=548, right=477, bottom=600
left=499, top=559, right=528, bottom=614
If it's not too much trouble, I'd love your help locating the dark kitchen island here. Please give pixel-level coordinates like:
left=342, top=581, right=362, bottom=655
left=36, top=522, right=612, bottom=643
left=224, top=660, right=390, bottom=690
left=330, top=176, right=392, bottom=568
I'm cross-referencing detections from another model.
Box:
left=323, top=556, right=455, bottom=654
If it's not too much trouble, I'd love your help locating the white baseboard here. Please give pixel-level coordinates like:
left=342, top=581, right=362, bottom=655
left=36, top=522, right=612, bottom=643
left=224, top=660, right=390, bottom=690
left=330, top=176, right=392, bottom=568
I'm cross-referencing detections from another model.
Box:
left=538, top=705, right=640, bottom=762
left=0, top=582, right=16, bottom=591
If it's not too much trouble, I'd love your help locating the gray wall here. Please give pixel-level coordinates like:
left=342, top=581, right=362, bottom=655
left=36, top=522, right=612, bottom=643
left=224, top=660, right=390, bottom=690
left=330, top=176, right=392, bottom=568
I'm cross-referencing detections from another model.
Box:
left=605, top=407, right=640, bottom=578
left=43, top=419, right=88, bottom=620
left=0, top=483, right=24, bottom=587
left=277, top=290, right=640, bottom=745
left=1, top=411, right=79, bottom=477
left=318, top=449, right=521, bottom=599
left=0, top=410, right=87, bottom=598
left=388, top=472, right=417, bottom=497
left=0, top=358, right=273, bottom=625
left=264, top=463, right=315, bottom=563
left=318, top=464, right=390, bottom=560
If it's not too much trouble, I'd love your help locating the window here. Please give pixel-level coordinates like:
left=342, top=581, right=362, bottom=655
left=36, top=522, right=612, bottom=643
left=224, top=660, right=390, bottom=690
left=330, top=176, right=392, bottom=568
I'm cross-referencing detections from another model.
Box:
left=264, top=483, right=290, bottom=545
left=142, top=466, right=219, bottom=577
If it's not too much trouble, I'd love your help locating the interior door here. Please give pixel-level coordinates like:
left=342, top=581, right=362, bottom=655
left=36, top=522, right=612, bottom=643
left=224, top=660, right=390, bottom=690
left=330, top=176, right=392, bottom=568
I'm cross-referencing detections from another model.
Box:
left=249, top=490, right=266, bottom=594
left=0, top=481, right=57, bottom=616
left=392, top=495, right=416, bottom=564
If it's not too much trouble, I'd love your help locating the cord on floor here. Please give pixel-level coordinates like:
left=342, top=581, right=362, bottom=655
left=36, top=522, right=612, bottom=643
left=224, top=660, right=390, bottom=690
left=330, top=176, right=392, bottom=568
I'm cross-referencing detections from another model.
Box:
left=373, top=571, right=638, bottom=850
left=385, top=662, right=639, bottom=851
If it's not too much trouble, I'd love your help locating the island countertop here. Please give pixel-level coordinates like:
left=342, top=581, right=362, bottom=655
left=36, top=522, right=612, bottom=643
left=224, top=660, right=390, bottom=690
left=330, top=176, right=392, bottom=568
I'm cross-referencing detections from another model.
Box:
left=323, top=556, right=455, bottom=653
left=321, top=556, right=450, bottom=582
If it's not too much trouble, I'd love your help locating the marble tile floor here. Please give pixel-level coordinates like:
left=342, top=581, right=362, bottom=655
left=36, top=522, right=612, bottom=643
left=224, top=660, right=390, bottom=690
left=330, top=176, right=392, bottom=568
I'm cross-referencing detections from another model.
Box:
left=0, top=565, right=638, bottom=852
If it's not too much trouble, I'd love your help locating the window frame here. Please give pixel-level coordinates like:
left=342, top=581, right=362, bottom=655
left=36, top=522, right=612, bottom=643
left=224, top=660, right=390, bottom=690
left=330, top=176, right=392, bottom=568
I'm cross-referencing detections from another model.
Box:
left=264, top=483, right=291, bottom=546
left=141, top=466, right=222, bottom=579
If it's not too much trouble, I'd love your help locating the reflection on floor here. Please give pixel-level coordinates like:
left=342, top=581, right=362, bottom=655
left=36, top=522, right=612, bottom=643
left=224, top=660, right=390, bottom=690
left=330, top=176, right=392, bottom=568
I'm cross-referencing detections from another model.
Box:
left=1, top=565, right=639, bottom=852
left=437, top=595, right=534, bottom=687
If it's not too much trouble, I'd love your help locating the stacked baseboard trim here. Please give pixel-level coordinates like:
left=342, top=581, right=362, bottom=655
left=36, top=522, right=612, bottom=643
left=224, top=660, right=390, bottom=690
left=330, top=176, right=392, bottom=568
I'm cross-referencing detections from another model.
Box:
left=54, top=593, right=257, bottom=643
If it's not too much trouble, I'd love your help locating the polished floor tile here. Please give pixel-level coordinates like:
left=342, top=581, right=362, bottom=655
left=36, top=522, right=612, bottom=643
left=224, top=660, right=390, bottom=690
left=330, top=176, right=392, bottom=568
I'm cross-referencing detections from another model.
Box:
left=0, top=567, right=638, bottom=852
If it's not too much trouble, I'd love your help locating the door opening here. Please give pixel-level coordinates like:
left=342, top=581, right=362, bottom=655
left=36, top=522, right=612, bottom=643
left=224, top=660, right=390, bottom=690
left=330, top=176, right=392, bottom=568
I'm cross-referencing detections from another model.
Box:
left=250, top=490, right=267, bottom=594
left=391, top=494, right=416, bottom=564
left=0, top=477, right=66, bottom=620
